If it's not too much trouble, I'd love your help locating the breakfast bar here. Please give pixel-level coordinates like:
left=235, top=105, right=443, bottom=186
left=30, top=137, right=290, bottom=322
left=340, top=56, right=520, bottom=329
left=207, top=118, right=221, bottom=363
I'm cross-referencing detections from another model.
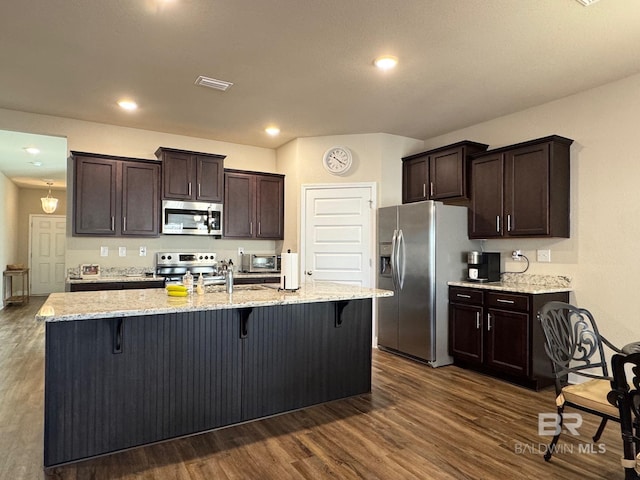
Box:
left=37, top=283, right=392, bottom=467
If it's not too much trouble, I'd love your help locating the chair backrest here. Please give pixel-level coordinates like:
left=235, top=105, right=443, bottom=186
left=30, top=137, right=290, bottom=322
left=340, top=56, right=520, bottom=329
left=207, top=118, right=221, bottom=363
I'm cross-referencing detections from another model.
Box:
left=610, top=352, right=640, bottom=479
left=538, top=301, right=610, bottom=381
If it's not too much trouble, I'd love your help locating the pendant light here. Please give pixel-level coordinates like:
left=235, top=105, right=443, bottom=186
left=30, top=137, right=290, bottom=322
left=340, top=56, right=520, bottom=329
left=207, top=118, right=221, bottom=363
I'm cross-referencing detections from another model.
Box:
left=41, top=180, right=58, bottom=214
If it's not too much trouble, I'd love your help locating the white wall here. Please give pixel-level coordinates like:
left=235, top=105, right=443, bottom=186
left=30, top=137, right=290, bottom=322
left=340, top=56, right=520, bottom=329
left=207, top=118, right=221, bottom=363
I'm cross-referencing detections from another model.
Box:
left=0, top=172, right=19, bottom=279
left=422, top=71, right=640, bottom=347
left=275, top=133, right=423, bottom=251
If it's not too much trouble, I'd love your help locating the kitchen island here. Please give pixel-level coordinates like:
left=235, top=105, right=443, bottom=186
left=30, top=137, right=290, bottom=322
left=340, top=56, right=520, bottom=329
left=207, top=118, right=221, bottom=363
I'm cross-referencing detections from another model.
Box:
left=37, top=283, right=392, bottom=467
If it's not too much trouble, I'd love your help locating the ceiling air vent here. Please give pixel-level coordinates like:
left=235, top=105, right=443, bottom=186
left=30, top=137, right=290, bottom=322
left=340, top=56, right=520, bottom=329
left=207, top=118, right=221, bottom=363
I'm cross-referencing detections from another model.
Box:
left=575, top=0, right=600, bottom=5
left=195, top=76, right=234, bottom=91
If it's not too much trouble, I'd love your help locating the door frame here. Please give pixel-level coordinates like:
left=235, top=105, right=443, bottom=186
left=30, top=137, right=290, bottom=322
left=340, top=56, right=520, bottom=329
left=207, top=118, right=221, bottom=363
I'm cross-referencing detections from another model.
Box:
left=28, top=214, right=67, bottom=295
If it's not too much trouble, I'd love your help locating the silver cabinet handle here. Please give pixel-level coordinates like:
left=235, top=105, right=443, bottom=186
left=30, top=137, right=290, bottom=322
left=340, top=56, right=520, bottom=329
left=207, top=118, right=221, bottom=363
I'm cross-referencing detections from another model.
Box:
left=111, top=216, right=115, bottom=231
left=496, top=298, right=515, bottom=304
left=496, top=216, right=500, bottom=233
left=188, top=182, right=192, bottom=196
left=198, top=183, right=201, bottom=197
left=430, top=182, right=434, bottom=197
left=123, top=216, right=127, bottom=232
left=258, top=222, right=261, bottom=235
left=487, top=313, right=492, bottom=331
left=476, top=311, right=480, bottom=329
left=456, top=294, right=471, bottom=299
left=422, top=184, right=426, bottom=198
left=507, top=214, right=512, bottom=232
left=250, top=222, right=253, bottom=235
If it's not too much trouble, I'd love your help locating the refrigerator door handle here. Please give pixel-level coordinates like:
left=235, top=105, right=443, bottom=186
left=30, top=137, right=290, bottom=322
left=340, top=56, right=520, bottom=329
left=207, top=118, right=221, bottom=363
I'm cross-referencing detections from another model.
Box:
left=391, top=229, right=398, bottom=289
left=398, top=229, right=406, bottom=290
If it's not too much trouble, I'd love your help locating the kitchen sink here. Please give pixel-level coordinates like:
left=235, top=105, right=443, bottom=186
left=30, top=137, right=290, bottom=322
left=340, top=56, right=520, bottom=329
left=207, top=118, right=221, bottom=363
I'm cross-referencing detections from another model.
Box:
left=204, top=284, right=269, bottom=293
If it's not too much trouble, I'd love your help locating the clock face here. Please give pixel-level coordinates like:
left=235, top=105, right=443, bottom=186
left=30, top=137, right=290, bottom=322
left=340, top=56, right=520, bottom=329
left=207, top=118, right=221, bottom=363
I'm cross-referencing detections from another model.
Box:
left=323, top=146, right=353, bottom=175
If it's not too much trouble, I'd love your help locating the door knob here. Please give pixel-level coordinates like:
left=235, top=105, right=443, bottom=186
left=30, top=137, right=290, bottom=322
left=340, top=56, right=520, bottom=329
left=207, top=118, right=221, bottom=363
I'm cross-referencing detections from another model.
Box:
left=306, top=270, right=313, bottom=276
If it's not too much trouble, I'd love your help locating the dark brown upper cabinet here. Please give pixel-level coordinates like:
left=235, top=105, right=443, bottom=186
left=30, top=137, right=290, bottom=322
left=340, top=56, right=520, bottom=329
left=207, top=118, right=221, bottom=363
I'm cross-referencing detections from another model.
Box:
left=468, top=135, right=573, bottom=239
left=72, top=152, right=160, bottom=237
left=224, top=169, right=284, bottom=239
left=156, top=147, right=225, bottom=202
left=402, top=141, right=489, bottom=205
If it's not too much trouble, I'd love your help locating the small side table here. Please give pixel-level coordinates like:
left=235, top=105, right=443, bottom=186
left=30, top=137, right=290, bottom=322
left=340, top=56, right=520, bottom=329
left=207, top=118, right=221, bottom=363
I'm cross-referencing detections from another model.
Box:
left=3, top=269, right=29, bottom=307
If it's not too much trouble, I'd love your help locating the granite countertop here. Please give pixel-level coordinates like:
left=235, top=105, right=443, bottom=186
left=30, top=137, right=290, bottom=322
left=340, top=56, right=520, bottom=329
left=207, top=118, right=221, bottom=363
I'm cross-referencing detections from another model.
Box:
left=36, top=282, right=394, bottom=322
left=66, top=271, right=281, bottom=284
left=448, top=273, right=572, bottom=295
left=66, top=275, right=162, bottom=284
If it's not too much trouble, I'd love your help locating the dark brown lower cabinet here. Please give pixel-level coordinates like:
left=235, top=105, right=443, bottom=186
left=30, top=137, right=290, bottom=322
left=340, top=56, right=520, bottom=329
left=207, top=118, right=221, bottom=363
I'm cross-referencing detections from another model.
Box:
left=44, top=299, right=371, bottom=467
left=449, top=286, right=569, bottom=390
left=67, top=280, right=165, bottom=291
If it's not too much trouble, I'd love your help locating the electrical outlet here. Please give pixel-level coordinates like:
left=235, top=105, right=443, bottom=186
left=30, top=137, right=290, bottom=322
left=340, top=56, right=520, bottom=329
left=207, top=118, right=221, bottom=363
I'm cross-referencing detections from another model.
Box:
left=537, top=249, right=551, bottom=263
left=139, top=246, right=147, bottom=257
left=119, top=246, right=126, bottom=257
left=512, top=249, right=522, bottom=261
left=238, top=247, right=245, bottom=256
left=100, top=246, right=108, bottom=257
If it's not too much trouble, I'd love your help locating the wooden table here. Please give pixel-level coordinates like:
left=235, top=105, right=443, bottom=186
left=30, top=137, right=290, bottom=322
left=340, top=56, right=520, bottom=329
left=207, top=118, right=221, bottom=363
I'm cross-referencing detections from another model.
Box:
left=3, top=269, right=29, bottom=307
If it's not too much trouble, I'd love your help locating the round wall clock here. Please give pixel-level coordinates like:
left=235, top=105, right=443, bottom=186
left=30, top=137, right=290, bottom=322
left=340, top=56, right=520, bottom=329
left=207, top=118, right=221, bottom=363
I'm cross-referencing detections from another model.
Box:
left=322, top=146, right=353, bottom=175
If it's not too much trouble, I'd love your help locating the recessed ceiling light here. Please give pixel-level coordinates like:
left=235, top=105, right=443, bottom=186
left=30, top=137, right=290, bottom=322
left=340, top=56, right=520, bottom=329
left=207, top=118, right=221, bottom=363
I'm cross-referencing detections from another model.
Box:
left=575, top=0, right=600, bottom=5
left=265, top=126, right=280, bottom=136
left=374, top=55, right=398, bottom=71
left=30, top=161, right=43, bottom=167
left=117, top=99, right=138, bottom=111
left=24, top=147, right=40, bottom=155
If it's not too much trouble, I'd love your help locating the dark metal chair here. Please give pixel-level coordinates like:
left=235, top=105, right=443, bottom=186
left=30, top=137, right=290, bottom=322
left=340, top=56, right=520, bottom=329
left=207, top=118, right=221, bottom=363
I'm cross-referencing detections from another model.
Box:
left=538, top=301, right=623, bottom=461
left=610, top=350, right=640, bottom=479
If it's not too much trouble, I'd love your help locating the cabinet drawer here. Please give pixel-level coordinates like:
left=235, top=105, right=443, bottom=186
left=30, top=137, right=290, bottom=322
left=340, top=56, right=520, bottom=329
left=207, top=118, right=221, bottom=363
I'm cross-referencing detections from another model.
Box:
left=449, top=287, right=483, bottom=305
left=486, top=291, right=529, bottom=311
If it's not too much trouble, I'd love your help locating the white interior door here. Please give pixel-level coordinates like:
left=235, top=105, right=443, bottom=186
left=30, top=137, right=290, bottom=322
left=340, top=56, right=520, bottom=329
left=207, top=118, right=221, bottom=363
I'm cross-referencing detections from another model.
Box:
left=301, top=184, right=375, bottom=287
left=29, top=214, right=66, bottom=295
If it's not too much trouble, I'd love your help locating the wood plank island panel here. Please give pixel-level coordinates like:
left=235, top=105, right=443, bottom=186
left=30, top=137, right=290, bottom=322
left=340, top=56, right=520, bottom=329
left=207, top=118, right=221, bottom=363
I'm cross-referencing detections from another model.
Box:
left=0, top=298, right=626, bottom=479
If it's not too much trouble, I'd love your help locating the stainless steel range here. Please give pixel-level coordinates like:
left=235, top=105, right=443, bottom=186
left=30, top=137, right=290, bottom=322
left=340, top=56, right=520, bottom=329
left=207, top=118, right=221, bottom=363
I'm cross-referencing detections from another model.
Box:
left=155, top=252, right=225, bottom=285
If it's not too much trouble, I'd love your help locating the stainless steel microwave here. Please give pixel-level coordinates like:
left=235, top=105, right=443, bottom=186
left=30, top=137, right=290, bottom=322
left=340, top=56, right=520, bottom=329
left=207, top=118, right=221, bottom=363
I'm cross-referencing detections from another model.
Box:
left=240, top=254, right=281, bottom=273
left=161, top=200, right=223, bottom=236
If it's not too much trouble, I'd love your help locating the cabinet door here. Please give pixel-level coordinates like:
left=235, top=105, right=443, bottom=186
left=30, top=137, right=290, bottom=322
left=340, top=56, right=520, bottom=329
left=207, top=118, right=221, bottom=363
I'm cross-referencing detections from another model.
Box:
left=504, top=142, right=550, bottom=236
left=224, top=172, right=254, bottom=238
left=430, top=147, right=464, bottom=200
left=449, top=303, right=483, bottom=364
left=195, top=155, right=224, bottom=202
left=121, top=161, right=160, bottom=236
left=402, top=156, right=428, bottom=203
left=468, top=154, right=503, bottom=239
left=162, top=150, right=193, bottom=200
left=485, top=308, right=529, bottom=376
left=74, top=156, right=118, bottom=235
left=255, top=174, right=284, bottom=239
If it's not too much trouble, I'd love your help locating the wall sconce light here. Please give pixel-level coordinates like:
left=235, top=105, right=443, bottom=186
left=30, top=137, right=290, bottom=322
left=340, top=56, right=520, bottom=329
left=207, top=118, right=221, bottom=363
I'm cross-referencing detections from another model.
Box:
left=41, top=180, right=58, bottom=214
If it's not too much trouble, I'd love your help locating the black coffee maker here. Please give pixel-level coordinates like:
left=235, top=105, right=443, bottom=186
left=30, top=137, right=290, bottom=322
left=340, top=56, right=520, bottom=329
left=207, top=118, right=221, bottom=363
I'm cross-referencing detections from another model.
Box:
left=467, top=251, right=500, bottom=282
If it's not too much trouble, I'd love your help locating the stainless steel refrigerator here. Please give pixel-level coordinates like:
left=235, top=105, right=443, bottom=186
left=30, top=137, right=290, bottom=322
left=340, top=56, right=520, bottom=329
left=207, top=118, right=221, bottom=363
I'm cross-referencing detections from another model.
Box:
left=377, top=201, right=473, bottom=366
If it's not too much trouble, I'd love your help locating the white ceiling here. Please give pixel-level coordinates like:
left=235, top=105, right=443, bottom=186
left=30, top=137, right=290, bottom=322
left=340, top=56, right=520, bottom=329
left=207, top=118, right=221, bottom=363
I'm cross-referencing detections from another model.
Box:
left=2, top=0, right=640, bottom=188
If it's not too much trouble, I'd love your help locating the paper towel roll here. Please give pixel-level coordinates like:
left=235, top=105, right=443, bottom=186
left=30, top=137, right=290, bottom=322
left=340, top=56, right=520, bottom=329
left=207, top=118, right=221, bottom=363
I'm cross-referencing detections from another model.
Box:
left=280, top=251, right=299, bottom=290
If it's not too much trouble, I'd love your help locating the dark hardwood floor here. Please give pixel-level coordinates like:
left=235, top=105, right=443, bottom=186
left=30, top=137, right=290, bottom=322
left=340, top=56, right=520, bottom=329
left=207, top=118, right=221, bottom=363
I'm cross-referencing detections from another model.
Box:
left=0, top=297, right=625, bottom=479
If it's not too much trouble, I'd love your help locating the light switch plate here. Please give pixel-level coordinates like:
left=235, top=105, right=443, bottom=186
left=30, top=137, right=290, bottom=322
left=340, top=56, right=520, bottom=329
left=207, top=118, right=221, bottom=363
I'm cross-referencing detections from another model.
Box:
left=119, top=246, right=126, bottom=257
left=139, top=246, right=147, bottom=257
left=537, top=249, right=551, bottom=262
left=238, top=247, right=245, bottom=256
left=100, top=246, right=108, bottom=257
